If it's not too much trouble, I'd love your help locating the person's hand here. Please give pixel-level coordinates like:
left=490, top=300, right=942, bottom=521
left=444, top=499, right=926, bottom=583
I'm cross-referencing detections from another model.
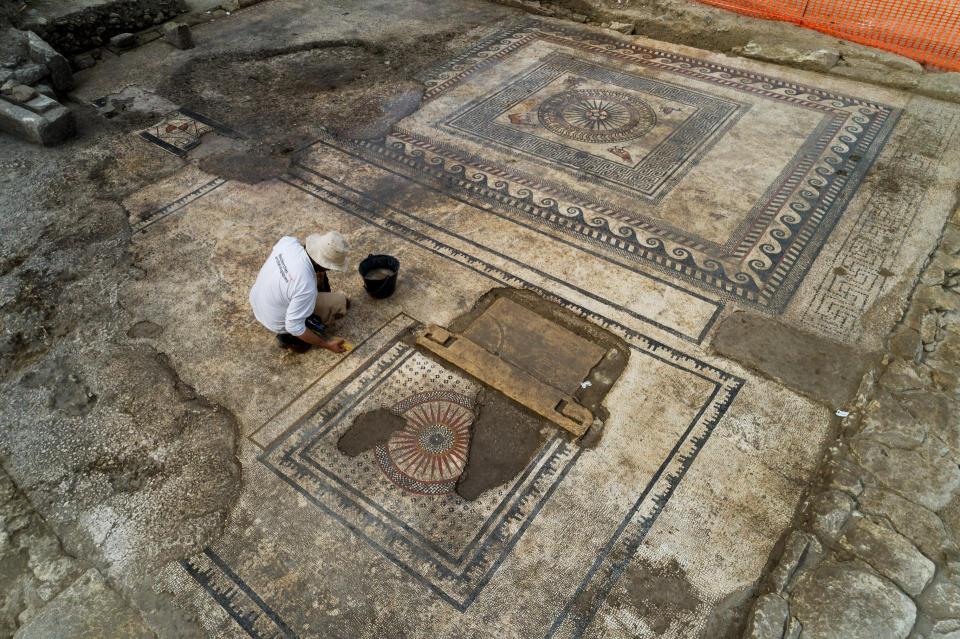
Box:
left=323, top=338, right=348, bottom=354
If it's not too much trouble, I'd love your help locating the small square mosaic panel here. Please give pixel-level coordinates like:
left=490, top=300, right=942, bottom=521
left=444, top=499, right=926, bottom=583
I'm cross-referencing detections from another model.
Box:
left=137, top=108, right=240, bottom=157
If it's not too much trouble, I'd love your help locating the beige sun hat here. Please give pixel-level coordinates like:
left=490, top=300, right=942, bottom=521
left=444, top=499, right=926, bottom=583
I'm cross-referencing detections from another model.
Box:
left=305, top=231, right=350, bottom=271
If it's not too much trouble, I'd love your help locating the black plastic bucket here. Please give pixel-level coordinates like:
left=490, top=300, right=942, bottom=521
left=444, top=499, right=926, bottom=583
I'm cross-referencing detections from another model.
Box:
left=358, top=254, right=400, bottom=299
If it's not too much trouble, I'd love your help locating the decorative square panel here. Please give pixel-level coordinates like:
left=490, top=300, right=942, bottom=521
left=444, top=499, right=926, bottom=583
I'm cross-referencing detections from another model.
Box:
left=258, top=343, right=580, bottom=610
left=444, top=53, right=744, bottom=202
left=137, top=108, right=240, bottom=157
left=351, top=19, right=902, bottom=312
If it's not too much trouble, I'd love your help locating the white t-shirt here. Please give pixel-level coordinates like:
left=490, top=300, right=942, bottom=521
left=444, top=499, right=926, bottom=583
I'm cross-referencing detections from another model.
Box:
left=249, top=236, right=317, bottom=336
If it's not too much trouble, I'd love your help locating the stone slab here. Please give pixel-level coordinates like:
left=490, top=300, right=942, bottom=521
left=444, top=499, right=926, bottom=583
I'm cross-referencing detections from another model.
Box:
left=418, top=324, right=593, bottom=436
left=0, top=97, right=75, bottom=145
left=13, top=569, right=152, bottom=639
left=463, top=295, right=606, bottom=394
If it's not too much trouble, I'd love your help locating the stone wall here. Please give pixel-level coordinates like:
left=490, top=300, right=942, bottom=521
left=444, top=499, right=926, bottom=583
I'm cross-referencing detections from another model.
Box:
left=742, top=212, right=960, bottom=638
left=14, top=0, right=188, bottom=54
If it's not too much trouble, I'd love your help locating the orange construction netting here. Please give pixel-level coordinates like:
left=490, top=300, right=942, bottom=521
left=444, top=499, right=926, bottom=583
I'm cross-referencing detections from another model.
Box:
left=693, top=0, right=960, bottom=70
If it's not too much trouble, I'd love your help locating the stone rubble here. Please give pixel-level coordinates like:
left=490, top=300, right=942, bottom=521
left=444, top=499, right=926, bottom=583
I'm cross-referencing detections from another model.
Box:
left=108, top=32, right=139, bottom=50
left=742, top=216, right=960, bottom=638
left=161, top=22, right=193, bottom=50
left=0, top=467, right=149, bottom=637
left=0, top=29, right=75, bottom=146
left=12, top=0, right=188, bottom=55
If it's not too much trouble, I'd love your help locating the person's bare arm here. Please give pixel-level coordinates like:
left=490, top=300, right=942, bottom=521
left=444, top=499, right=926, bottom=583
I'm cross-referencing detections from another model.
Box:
left=295, top=329, right=347, bottom=353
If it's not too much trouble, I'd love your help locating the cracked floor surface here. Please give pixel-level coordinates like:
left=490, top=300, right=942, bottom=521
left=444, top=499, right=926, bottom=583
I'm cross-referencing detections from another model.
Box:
left=1, top=1, right=959, bottom=638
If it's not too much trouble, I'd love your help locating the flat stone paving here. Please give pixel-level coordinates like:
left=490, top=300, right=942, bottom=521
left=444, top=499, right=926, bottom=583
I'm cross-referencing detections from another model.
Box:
left=105, top=14, right=960, bottom=639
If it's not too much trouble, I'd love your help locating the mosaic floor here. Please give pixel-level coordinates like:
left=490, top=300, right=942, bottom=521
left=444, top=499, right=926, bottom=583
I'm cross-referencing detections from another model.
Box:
left=115, top=17, right=960, bottom=639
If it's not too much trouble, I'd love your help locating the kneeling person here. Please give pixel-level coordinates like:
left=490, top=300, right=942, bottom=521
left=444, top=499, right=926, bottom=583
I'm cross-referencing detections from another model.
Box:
left=249, top=232, right=351, bottom=353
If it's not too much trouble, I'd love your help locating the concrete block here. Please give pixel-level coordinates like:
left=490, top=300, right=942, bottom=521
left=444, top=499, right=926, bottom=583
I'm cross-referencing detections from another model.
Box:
left=162, top=22, right=194, bottom=49
left=71, top=53, right=96, bottom=70
left=25, top=31, right=73, bottom=92
left=0, top=97, right=75, bottom=145
left=3, top=84, right=37, bottom=104
left=12, top=62, right=48, bottom=85
left=33, top=83, right=55, bottom=99
left=24, top=94, right=58, bottom=114
left=109, top=33, right=137, bottom=49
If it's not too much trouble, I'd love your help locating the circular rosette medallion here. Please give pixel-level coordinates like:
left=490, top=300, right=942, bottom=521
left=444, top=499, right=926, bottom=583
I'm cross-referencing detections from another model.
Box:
left=375, top=391, right=475, bottom=495
left=537, top=88, right=657, bottom=144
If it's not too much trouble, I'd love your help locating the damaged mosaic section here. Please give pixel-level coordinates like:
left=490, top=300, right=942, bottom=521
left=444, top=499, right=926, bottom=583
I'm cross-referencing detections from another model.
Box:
left=339, top=289, right=628, bottom=501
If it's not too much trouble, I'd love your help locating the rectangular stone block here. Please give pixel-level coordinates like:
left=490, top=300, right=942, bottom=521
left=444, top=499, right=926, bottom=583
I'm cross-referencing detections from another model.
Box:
left=0, top=97, right=75, bottom=145
left=24, top=94, right=57, bottom=114
left=25, top=31, right=73, bottom=92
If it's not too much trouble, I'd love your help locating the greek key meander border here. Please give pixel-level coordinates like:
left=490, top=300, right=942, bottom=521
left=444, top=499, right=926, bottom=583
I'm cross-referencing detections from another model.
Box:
left=407, top=20, right=902, bottom=312
left=800, top=106, right=960, bottom=339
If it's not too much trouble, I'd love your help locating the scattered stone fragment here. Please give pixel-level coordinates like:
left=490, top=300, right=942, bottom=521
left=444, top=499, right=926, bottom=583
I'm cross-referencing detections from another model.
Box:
left=33, top=83, right=55, bottom=99
left=735, top=36, right=840, bottom=72
left=838, top=516, right=935, bottom=596
left=743, top=593, right=789, bottom=639
left=24, top=32, right=73, bottom=92
left=12, top=62, right=48, bottom=85
left=607, top=21, right=634, bottom=34
left=859, top=487, right=956, bottom=562
left=162, top=22, right=194, bottom=50
left=71, top=53, right=96, bottom=70
left=3, top=83, right=37, bottom=104
left=769, top=531, right=823, bottom=594
left=109, top=33, right=138, bottom=50
left=852, top=438, right=960, bottom=512
left=790, top=561, right=916, bottom=638
left=810, top=490, right=855, bottom=542
left=837, top=42, right=925, bottom=73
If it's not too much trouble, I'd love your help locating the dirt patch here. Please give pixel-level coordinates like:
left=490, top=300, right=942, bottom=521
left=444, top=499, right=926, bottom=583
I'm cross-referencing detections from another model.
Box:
left=196, top=149, right=293, bottom=185
left=337, top=408, right=407, bottom=457
left=456, top=390, right=549, bottom=501
left=608, top=556, right=703, bottom=636
left=701, top=583, right=759, bottom=639
left=126, top=320, right=163, bottom=339
left=712, top=311, right=877, bottom=408
left=155, top=32, right=467, bottom=181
